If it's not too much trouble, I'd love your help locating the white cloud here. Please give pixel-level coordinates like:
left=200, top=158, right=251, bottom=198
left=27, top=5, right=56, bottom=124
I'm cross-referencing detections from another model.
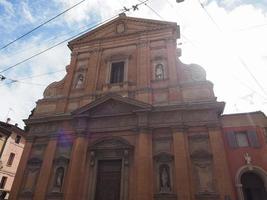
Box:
left=21, top=1, right=35, bottom=23
left=0, top=0, right=14, bottom=15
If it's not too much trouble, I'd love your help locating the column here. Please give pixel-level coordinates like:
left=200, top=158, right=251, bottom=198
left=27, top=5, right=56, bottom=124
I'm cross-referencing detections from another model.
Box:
left=64, top=134, right=88, bottom=200
left=33, top=138, right=57, bottom=200
left=135, top=129, right=153, bottom=200
left=9, top=139, right=33, bottom=200
left=208, top=127, right=235, bottom=199
left=172, top=128, right=192, bottom=200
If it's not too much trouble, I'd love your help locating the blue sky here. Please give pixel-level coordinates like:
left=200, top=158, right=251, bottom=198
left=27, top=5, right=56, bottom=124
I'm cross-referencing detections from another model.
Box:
left=0, top=0, right=267, bottom=127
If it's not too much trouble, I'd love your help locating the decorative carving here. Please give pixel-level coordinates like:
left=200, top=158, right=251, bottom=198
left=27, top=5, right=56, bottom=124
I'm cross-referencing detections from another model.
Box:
left=181, top=63, right=207, bottom=83
left=154, top=152, right=174, bottom=163
left=90, top=137, right=133, bottom=150
left=244, top=152, right=252, bottom=165
left=116, top=22, right=126, bottom=34
left=124, top=150, right=129, bottom=166
left=190, top=150, right=213, bottom=161
left=194, top=161, right=214, bottom=193
left=23, top=168, right=39, bottom=193
left=27, top=157, right=42, bottom=166
left=90, top=151, right=95, bottom=166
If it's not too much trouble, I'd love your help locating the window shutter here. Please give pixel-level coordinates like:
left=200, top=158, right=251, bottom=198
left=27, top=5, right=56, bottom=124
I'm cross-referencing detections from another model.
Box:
left=247, top=130, right=260, bottom=148
left=226, top=131, right=238, bottom=148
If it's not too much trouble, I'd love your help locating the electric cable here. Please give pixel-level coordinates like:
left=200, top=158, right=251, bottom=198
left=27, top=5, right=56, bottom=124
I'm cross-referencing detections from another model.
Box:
left=197, top=0, right=267, bottom=97
left=0, top=0, right=150, bottom=74
left=0, top=0, right=87, bottom=51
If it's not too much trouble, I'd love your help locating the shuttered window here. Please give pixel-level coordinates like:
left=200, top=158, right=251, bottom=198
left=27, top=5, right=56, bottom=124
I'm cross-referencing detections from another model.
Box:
left=247, top=130, right=260, bottom=148
left=226, top=130, right=260, bottom=148
left=226, top=131, right=238, bottom=148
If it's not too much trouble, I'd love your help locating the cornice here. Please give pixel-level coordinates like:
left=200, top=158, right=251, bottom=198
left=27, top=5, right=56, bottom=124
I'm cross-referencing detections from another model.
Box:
left=70, top=26, right=176, bottom=50
left=24, top=113, right=72, bottom=125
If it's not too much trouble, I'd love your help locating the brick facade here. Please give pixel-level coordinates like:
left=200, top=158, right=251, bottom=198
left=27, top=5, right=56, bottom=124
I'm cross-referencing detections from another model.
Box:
left=9, top=14, right=259, bottom=200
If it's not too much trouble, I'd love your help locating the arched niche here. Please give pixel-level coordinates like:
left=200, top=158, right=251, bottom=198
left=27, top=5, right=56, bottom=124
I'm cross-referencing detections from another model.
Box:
left=87, top=137, right=133, bottom=200
left=153, top=152, right=177, bottom=200
left=235, top=165, right=267, bottom=200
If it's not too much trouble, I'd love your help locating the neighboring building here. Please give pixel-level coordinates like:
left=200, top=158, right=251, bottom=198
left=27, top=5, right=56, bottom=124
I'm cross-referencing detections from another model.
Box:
left=9, top=14, right=266, bottom=200
left=0, top=121, right=26, bottom=199
left=222, top=111, right=267, bottom=200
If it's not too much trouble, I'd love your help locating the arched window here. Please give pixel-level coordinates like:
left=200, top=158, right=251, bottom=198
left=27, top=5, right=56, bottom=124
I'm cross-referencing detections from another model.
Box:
left=155, top=64, right=164, bottom=80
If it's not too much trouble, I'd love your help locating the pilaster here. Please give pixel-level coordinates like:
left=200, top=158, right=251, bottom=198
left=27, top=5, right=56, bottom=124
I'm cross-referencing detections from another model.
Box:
left=135, top=128, right=153, bottom=200
left=136, top=40, right=151, bottom=103
left=208, top=127, right=234, bottom=200
left=64, top=133, right=88, bottom=200
left=33, top=138, right=57, bottom=200
left=172, top=128, right=192, bottom=200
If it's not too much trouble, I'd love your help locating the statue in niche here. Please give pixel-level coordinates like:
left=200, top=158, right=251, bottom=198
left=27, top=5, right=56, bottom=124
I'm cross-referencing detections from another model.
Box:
left=53, top=167, right=64, bottom=191
left=195, top=162, right=213, bottom=193
left=159, top=164, right=171, bottom=193
left=75, top=74, right=84, bottom=88
left=155, top=64, right=164, bottom=80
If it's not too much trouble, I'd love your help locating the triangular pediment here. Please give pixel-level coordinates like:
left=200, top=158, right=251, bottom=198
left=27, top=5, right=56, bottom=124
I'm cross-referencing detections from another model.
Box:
left=68, top=15, right=177, bottom=49
left=72, top=93, right=151, bottom=117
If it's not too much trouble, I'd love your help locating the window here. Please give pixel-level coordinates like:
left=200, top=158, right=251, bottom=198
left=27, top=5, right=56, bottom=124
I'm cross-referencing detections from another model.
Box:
left=236, top=132, right=249, bottom=147
left=0, top=176, right=7, bottom=189
left=15, top=135, right=21, bottom=144
left=7, top=153, right=15, bottom=166
left=227, top=130, right=260, bottom=148
left=110, top=61, right=124, bottom=84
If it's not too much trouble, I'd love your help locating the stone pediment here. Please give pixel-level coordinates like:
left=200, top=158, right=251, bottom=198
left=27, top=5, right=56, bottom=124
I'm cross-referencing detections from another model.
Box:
left=68, top=14, right=177, bottom=49
left=90, top=137, right=133, bottom=150
left=72, top=93, right=152, bottom=117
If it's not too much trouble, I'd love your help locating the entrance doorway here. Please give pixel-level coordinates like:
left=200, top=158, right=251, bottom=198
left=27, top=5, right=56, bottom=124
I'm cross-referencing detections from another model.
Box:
left=95, top=160, right=122, bottom=200
left=241, top=172, right=267, bottom=200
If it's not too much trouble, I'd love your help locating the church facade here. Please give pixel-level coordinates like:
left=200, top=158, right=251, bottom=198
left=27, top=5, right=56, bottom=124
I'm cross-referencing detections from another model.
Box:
left=9, top=14, right=267, bottom=200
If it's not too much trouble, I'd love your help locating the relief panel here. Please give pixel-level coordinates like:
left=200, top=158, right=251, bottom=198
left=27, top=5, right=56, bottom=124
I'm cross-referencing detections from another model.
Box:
left=188, top=133, right=219, bottom=200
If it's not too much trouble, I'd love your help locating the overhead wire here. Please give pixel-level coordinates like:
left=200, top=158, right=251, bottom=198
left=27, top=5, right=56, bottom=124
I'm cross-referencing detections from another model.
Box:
left=197, top=0, right=267, bottom=97
left=7, top=23, right=91, bottom=58
left=0, top=0, right=87, bottom=51
left=0, top=0, right=150, bottom=77
left=141, top=0, right=267, bottom=103
left=137, top=0, right=196, bottom=47
left=0, top=69, right=65, bottom=87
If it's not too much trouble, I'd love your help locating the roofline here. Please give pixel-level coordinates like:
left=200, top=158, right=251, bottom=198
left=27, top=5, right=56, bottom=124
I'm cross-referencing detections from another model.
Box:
left=0, top=126, right=11, bottom=136
left=0, top=121, right=26, bottom=135
left=222, top=111, right=266, bottom=118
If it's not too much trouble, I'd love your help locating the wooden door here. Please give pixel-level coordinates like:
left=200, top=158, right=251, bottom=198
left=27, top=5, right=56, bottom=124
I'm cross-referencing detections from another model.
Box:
left=95, top=160, right=122, bottom=200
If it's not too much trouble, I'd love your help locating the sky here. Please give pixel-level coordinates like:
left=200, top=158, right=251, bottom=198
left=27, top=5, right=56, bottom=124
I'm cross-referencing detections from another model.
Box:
left=0, top=0, right=267, bottom=127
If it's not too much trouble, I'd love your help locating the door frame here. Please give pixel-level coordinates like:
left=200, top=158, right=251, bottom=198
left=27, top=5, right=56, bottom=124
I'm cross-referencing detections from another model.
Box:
left=235, top=165, right=267, bottom=200
left=87, top=137, right=133, bottom=200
